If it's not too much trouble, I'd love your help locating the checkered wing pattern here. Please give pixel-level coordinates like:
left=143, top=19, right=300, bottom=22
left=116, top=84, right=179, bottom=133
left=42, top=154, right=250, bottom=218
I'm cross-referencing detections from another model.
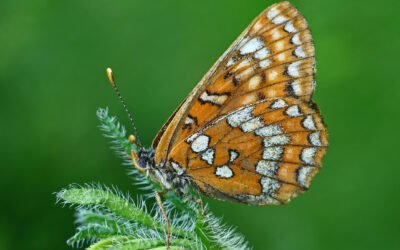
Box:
left=152, top=1, right=327, bottom=205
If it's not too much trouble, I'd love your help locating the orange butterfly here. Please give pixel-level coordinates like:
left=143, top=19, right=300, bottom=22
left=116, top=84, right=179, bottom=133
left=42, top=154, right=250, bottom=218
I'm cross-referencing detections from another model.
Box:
left=111, top=1, right=328, bottom=206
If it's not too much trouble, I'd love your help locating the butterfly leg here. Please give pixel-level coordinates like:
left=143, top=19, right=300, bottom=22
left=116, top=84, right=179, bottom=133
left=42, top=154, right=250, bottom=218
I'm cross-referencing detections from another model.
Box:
left=190, top=197, right=206, bottom=215
left=155, top=191, right=171, bottom=249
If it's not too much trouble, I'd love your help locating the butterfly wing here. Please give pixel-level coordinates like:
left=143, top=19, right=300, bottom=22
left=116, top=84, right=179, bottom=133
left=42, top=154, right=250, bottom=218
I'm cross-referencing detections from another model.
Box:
left=153, top=1, right=315, bottom=164
left=152, top=2, right=327, bottom=204
left=167, top=97, right=327, bottom=205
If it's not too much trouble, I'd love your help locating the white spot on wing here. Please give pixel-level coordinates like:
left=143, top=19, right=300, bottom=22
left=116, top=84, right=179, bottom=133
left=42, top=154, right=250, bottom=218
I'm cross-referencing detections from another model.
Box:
left=270, top=99, right=287, bottom=109
left=309, top=131, right=322, bottom=146
left=216, top=165, right=234, bottom=178
left=185, top=117, right=194, bottom=125
left=248, top=75, right=262, bottom=90
left=294, top=46, right=307, bottom=58
left=241, top=117, right=265, bottom=132
left=287, top=61, right=302, bottom=77
left=201, top=148, right=215, bottom=165
left=191, top=135, right=210, bottom=152
left=256, top=160, right=279, bottom=177
left=286, top=105, right=301, bottom=117
left=272, top=15, right=288, bottom=25
left=284, top=21, right=297, bottom=33
left=229, top=150, right=239, bottom=163
left=259, top=59, right=272, bottom=69
left=291, top=33, right=301, bottom=45
left=227, top=107, right=254, bottom=127
left=291, top=80, right=303, bottom=96
left=263, top=146, right=284, bottom=160
left=226, top=57, right=237, bottom=67
left=301, top=147, right=317, bottom=165
left=236, top=67, right=255, bottom=80
left=254, top=48, right=270, bottom=59
left=260, top=177, right=281, bottom=197
left=200, top=92, right=228, bottom=105
left=240, top=37, right=264, bottom=55
left=297, top=166, right=314, bottom=188
left=255, top=125, right=283, bottom=137
left=267, top=6, right=279, bottom=20
left=303, top=115, right=316, bottom=130
left=264, top=135, right=290, bottom=147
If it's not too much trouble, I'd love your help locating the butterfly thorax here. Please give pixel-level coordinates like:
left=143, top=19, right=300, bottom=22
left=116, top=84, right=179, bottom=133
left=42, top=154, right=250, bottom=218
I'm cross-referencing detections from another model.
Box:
left=137, top=148, right=193, bottom=196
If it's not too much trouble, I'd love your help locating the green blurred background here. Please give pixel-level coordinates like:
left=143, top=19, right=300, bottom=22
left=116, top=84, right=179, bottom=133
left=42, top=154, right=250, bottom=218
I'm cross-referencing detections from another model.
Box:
left=1, top=0, right=399, bottom=249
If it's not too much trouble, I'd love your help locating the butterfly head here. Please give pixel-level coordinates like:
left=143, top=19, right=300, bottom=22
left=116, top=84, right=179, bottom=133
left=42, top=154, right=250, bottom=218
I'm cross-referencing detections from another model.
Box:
left=105, top=68, right=195, bottom=195
left=137, top=147, right=155, bottom=170
left=130, top=145, right=192, bottom=195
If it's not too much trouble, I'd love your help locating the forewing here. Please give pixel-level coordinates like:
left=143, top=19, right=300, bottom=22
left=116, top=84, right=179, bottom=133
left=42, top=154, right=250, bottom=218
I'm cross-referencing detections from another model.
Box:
left=153, top=1, right=317, bottom=166
left=167, top=97, right=328, bottom=205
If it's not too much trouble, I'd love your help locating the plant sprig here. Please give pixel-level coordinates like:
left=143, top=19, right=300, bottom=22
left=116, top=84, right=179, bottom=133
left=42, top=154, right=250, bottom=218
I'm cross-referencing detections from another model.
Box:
left=57, top=108, right=249, bottom=249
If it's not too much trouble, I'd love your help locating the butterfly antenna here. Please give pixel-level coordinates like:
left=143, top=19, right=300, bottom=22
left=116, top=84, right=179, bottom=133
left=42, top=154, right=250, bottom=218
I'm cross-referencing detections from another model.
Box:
left=106, top=67, right=142, bottom=147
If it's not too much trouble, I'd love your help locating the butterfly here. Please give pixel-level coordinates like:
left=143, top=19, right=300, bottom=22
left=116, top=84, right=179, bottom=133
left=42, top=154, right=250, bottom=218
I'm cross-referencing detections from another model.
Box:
left=114, top=1, right=328, bottom=206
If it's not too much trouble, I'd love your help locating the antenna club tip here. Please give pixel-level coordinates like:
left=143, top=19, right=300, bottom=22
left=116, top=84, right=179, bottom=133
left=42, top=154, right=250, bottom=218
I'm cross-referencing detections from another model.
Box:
left=106, top=67, right=116, bottom=87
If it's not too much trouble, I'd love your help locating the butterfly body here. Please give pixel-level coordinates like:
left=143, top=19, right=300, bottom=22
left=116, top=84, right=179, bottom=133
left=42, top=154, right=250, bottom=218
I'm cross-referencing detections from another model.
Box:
left=136, top=1, right=328, bottom=206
